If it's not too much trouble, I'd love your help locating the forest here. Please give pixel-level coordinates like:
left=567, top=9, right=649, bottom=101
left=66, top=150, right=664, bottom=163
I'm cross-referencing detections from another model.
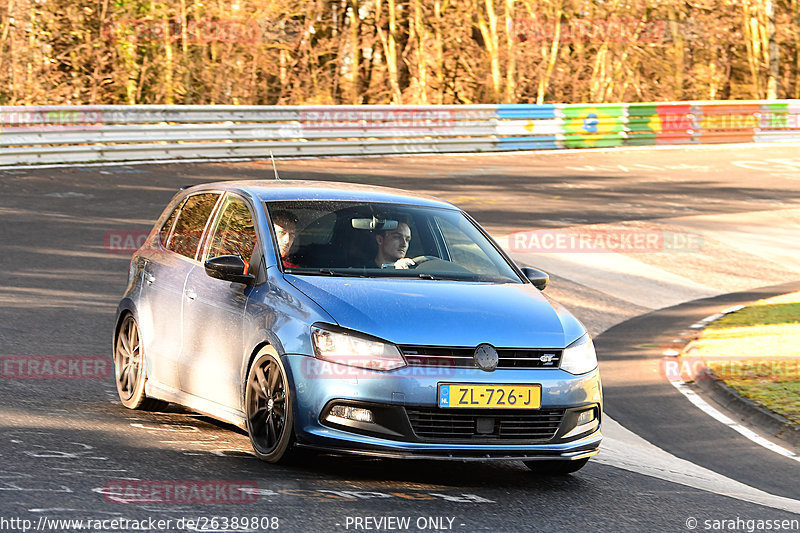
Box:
left=1, top=0, right=797, bottom=105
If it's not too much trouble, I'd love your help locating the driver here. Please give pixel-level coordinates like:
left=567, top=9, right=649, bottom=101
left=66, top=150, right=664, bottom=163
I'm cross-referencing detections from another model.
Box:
left=374, top=221, right=415, bottom=269
left=271, top=210, right=300, bottom=268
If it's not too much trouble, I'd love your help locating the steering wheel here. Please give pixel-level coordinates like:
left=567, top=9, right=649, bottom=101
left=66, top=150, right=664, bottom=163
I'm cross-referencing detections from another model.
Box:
left=411, top=255, right=439, bottom=267
left=410, top=255, right=473, bottom=275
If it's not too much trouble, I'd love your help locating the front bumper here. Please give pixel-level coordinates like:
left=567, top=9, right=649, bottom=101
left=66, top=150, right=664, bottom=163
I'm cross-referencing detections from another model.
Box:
left=296, top=431, right=602, bottom=461
left=283, top=354, right=603, bottom=460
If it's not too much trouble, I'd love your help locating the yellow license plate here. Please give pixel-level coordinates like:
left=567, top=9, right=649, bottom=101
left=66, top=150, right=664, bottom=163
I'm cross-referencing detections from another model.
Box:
left=438, top=384, right=541, bottom=409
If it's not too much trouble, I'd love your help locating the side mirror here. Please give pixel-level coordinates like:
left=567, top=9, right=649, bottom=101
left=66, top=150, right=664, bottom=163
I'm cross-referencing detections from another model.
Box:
left=520, top=267, right=549, bottom=290
left=204, top=255, right=255, bottom=285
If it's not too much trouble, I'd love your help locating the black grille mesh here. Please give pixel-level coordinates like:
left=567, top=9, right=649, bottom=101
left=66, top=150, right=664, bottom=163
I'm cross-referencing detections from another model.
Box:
left=406, top=407, right=564, bottom=441
left=400, top=346, right=561, bottom=369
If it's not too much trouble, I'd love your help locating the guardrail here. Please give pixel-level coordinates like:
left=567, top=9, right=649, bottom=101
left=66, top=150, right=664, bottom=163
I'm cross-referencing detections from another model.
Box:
left=1, top=101, right=798, bottom=165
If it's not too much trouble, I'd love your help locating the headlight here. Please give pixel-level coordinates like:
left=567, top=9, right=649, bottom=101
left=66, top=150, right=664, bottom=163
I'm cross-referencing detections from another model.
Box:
left=311, top=326, right=406, bottom=371
left=560, top=334, right=597, bottom=375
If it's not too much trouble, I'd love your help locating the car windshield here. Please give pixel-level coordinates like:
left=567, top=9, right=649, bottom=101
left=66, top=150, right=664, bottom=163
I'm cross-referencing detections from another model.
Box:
left=264, top=201, right=522, bottom=283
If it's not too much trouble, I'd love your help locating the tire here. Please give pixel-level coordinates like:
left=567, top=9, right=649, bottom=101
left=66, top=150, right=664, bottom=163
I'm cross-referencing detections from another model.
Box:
left=245, top=349, right=296, bottom=463
left=524, top=458, right=589, bottom=475
left=113, top=314, right=168, bottom=411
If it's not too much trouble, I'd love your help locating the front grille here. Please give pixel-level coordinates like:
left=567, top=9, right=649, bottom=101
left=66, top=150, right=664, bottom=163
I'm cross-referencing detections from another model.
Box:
left=406, top=407, right=565, bottom=441
left=400, top=346, right=561, bottom=369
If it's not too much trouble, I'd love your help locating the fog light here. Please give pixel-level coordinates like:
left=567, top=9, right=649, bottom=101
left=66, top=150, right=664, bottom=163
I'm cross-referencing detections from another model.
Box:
left=327, top=405, right=375, bottom=424
left=576, top=409, right=596, bottom=426
left=562, top=408, right=599, bottom=439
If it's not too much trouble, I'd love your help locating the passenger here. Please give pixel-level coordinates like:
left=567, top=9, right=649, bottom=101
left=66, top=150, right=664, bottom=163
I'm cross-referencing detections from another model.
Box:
left=374, top=221, right=415, bottom=269
left=271, top=211, right=300, bottom=268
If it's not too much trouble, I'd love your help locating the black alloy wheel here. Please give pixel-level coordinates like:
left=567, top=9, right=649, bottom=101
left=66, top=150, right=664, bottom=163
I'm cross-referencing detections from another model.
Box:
left=245, top=350, right=295, bottom=463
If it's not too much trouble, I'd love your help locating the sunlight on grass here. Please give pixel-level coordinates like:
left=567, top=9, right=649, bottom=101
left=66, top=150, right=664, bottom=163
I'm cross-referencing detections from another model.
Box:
left=684, top=291, right=800, bottom=424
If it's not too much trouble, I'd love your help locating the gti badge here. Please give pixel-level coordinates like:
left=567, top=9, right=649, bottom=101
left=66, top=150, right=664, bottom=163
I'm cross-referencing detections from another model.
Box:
left=474, top=344, right=499, bottom=372
left=540, top=353, right=556, bottom=365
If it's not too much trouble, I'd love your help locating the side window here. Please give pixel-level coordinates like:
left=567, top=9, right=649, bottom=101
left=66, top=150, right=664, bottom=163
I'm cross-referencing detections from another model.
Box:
left=167, top=193, right=220, bottom=259
left=205, top=196, right=257, bottom=266
left=158, top=201, right=183, bottom=246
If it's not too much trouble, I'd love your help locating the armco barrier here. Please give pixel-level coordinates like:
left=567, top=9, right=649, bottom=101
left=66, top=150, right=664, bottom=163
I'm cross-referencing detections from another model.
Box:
left=0, top=101, right=798, bottom=165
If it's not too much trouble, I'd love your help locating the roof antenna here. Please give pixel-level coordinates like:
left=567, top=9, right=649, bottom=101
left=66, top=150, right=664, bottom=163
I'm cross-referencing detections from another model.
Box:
left=270, top=150, right=280, bottom=180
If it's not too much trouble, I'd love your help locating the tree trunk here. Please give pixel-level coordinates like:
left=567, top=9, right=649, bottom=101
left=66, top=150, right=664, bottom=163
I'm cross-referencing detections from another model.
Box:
left=433, top=0, right=445, bottom=104
left=504, top=0, right=516, bottom=103
left=794, top=0, right=800, bottom=98
left=476, top=0, right=501, bottom=101
left=348, top=0, right=361, bottom=103
left=536, top=1, right=561, bottom=104
left=179, top=0, right=189, bottom=102
left=375, top=0, right=401, bottom=103
left=88, top=0, right=110, bottom=104
left=668, top=4, right=685, bottom=99
left=412, top=0, right=428, bottom=103
left=26, top=3, right=35, bottom=103
left=766, top=0, right=778, bottom=99
left=742, top=0, right=762, bottom=98
left=164, top=23, right=175, bottom=104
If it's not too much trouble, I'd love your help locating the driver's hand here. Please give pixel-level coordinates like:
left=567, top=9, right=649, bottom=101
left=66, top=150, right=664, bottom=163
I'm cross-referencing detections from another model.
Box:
left=394, top=258, right=416, bottom=269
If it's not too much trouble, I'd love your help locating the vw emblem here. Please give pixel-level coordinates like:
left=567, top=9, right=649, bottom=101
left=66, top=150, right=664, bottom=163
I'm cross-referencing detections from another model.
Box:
left=474, top=344, right=499, bottom=372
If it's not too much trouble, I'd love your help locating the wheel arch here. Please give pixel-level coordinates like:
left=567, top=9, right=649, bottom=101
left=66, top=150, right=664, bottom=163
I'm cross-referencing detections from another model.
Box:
left=241, top=329, right=286, bottom=394
left=242, top=339, right=303, bottom=436
left=113, top=299, right=139, bottom=351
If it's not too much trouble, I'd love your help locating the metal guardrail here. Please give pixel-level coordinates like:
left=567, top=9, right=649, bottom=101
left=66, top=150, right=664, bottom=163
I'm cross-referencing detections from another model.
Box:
left=0, top=101, right=798, bottom=165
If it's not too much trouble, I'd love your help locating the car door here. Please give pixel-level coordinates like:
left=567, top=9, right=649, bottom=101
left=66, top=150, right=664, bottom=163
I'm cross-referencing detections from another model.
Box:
left=138, top=192, right=221, bottom=391
left=179, top=193, right=258, bottom=411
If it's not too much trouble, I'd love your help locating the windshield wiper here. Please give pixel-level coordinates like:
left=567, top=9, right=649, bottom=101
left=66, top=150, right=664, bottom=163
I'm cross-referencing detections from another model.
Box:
left=284, top=268, right=341, bottom=276
left=416, top=273, right=469, bottom=280
left=289, top=268, right=369, bottom=278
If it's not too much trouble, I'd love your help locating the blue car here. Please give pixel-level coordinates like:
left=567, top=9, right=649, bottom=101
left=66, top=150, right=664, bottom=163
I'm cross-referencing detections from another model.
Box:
left=114, top=180, right=602, bottom=474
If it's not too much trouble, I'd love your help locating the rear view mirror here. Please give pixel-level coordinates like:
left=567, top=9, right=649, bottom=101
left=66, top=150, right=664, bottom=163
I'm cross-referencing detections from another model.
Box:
left=520, top=267, right=549, bottom=290
left=205, top=255, right=255, bottom=285
left=352, top=217, right=398, bottom=231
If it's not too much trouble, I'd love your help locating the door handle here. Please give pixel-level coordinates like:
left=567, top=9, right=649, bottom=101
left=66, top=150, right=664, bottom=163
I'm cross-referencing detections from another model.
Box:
left=185, top=289, right=197, bottom=301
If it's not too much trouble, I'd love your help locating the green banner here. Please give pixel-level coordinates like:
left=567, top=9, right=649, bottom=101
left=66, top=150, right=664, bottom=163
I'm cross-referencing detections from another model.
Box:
left=562, top=105, right=626, bottom=148
left=626, top=104, right=658, bottom=146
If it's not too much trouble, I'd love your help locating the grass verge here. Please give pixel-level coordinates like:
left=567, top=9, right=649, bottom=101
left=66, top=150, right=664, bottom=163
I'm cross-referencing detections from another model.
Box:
left=683, top=291, right=800, bottom=425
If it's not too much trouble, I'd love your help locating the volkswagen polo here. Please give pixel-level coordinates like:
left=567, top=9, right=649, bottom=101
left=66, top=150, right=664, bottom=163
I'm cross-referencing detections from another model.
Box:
left=113, top=180, right=602, bottom=474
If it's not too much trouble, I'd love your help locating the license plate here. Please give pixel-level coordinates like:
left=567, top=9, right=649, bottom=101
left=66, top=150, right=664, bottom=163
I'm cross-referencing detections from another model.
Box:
left=438, top=384, right=541, bottom=409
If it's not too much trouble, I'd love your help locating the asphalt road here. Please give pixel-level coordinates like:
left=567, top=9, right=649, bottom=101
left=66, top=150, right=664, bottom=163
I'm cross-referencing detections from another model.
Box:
left=1, top=144, right=799, bottom=532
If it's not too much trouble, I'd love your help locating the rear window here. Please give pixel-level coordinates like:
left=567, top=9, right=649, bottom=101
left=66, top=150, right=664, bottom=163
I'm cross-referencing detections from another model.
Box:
left=159, top=201, right=183, bottom=245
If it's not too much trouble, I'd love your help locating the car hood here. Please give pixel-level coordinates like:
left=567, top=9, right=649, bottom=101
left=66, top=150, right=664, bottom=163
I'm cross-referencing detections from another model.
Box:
left=284, top=275, right=585, bottom=348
